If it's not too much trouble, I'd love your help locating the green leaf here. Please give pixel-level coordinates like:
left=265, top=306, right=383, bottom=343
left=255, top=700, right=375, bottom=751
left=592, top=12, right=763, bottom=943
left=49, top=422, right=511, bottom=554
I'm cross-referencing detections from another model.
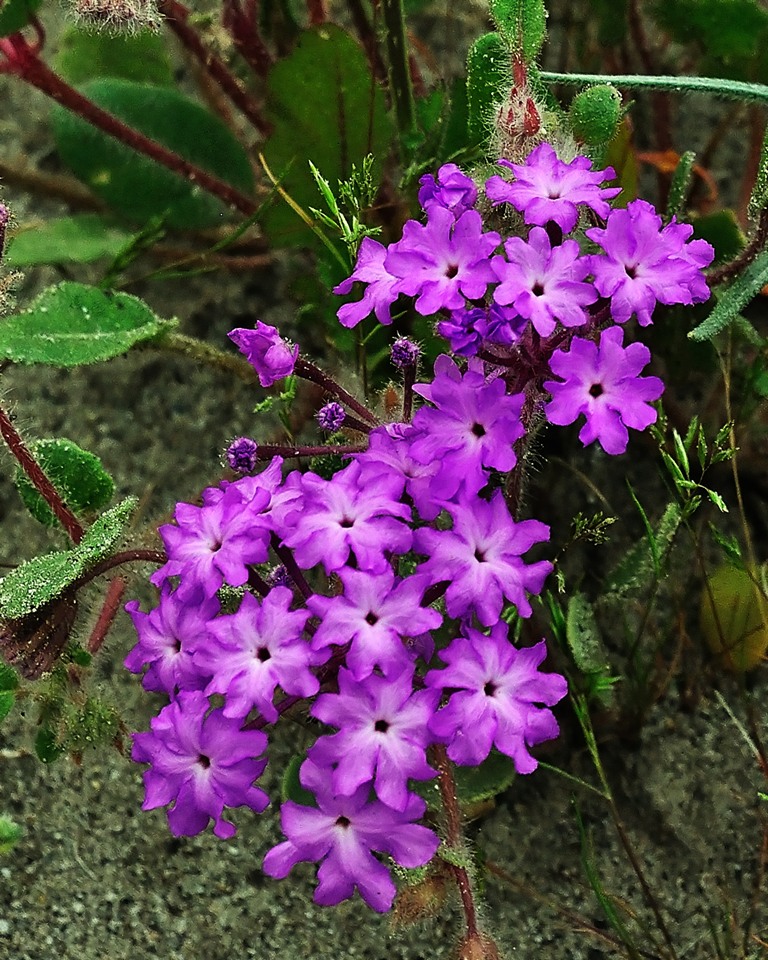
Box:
left=488, top=0, right=547, bottom=61
left=455, top=750, right=516, bottom=805
left=0, top=816, right=22, bottom=854
left=260, top=26, right=391, bottom=248
left=52, top=79, right=254, bottom=229
left=604, top=502, right=683, bottom=598
left=282, top=755, right=317, bottom=806
left=0, top=691, right=14, bottom=724
left=467, top=32, right=510, bottom=143
left=5, top=215, right=131, bottom=268
left=689, top=249, right=768, bottom=341
left=54, top=25, right=174, bottom=86
left=0, top=281, right=175, bottom=365
left=666, top=150, right=696, bottom=219
left=0, top=497, right=137, bottom=619
left=566, top=593, right=608, bottom=675
left=15, top=438, right=115, bottom=527
left=691, top=210, right=746, bottom=264
left=0, top=0, right=43, bottom=36
left=35, top=726, right=64, bottom=764
left=0, top=663, right=19, bottom=692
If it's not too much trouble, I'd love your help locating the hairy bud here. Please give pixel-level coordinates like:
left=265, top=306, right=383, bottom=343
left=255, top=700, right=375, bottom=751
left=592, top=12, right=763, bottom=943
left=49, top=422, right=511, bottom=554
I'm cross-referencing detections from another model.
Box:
left=67, top=0, right=163, bottom=34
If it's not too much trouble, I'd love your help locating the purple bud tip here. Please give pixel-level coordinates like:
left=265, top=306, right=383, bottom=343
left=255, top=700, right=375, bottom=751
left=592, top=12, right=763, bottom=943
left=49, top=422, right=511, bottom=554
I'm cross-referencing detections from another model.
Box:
left=316, top=401, right=346, bottom=432
left=226, top=436, right=259, bottom=473
left=266, top=564, right=290, bottom=588
left=391, top=337, right=420, bottom=369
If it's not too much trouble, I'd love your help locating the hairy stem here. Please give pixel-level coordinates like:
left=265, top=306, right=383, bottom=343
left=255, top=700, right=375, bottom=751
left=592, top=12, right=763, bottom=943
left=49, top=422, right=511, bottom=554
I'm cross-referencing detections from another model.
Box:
left=87, top=577, right=128, bottom=655
left=380, top=0, right=415, bottom=137
left=540, top=70, right=768, bottom=106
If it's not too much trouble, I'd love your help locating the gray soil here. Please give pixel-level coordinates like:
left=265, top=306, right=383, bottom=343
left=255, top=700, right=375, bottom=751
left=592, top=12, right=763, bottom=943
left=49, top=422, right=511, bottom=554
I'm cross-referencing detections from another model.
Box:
left=0, top=5, right=767, bottom=960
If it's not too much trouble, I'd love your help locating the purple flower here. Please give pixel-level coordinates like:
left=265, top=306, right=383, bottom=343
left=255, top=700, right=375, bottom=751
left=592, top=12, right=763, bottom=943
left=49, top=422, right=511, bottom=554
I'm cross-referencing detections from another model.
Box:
left=278, top=462, right=412, bottom=574
left=124, top=584, right=218, bottom=694
left=586, top=199, right=714, bottom=326
left=543, top=325, right=664, bottom=455
left=194, top=587, right=322, bottom=722
left=132, top=691, right=269, bottom=839
left=418, top=163, right=478, bottom=218
left=492, top=227, right=596, bottom=337
left=262, top=759, right=439, bottom=912
left=226, top=436, right=259, bottom=474
left=384, top=206, right=500, bottom=315
left=410, top=355, right=525, bottom=500
left=307, top=567, right=442, bottom=680
left=390, top=336, right=421, bottom=369
left=316, top=401, right=346, bottom=432
left=415, top=491, right=552, bottom=625
left=228, top=321, right=298, bottom=387
left=333, top=237, right=401, bottom=328
left=309, top=666, right=438, bottom=810
left=151, top=484, right=272, bottom=598
left=425, top=625, right=567, bottom=770
left=353, top=426, right=441, bottom=522
left=485, top=143, right=620, bottom=233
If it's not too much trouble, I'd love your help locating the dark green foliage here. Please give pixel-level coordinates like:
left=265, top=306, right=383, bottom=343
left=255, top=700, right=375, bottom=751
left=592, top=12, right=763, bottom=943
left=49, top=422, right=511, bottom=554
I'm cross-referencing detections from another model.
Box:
left=5, top=215, right=131, bottom=268
left=0, top=0, right=43, bottom=37
left=666, top=151, right=697, bottom=220
left=282, top=755, right=317, bottom=806
left=689, top=249, right=768, bottom=341
left=691, top=210, right=746, bottom=264
left=52, top=79, right=254, bottom=229
left=0, top=281, right=175, bottom=365
left=260, top=26, right=391, bottom=248
left=15, top=438, right=115, bottom=527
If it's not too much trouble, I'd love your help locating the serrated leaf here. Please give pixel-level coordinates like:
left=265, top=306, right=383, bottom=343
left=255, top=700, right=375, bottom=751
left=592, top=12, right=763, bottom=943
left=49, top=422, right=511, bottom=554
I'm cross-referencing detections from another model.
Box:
left=260, top=26, right=391, bottom=248
left=604, top=502, right=683, bottom=598
left=0, top=691, right=14, bottom=724
left=35, top=726, right=64, bottom=764
left=454, top=751, right=516, bottom=805
left=52, top=78, right=254, bottom=229
left=15, top=438, right=114, bottom=527
left=6, top=215, right=131, bottom=268
left=0, top=497, right=137, bottom=619
left=0, top=0, right=43, bottom=36
left=666, top=150, right=696, bottom=219
left=566, top=593, right=608, bottom=675
left=689, top=249, right=768, bottom=342
left=0, top=281, right=174, bottom=365
left=54, top=25, right=173, bottom=86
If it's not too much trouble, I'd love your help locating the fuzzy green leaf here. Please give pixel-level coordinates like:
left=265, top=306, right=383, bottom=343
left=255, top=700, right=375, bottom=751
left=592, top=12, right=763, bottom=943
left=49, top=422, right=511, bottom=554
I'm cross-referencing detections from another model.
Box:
left=566, top=593, right=608, bottom=675
left=15, top=438, right=115, bottom=528
left=0, top=0, right=43, bottom=36
left=54, top=25, right=173, bottom=86
left=666, top=150, right=696, bottom=219
left=488, top=0, right=547, bottom=60
left=6, top=215, right=131, bottom=268
left=260, top=26, right=391, bottom=248
left=569, top=84, right=622, bottom=146
left=0, top=281, right=174, bottom=365
left=282, top=755, right=317, bottom=806
left=0, top=663, right=19, bottom=692
left=0, top=497, right=137, bottom=619
left=35, top=727, right=64, bottom=764
left=691, top=210, right=746, bottom=264
left=52, top=79, right=254, bottom=229
left=0, top=816, right=22, bottom=854
left=689, top=249, right=768, bottom=341
left=467, top=32, right=510, bottom=143
left=604, top=502, right=683, bottom=598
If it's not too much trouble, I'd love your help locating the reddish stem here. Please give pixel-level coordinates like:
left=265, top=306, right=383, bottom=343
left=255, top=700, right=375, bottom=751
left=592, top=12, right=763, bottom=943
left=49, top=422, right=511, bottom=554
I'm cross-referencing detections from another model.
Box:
left=295, top=358, right=379, bottom=426
left=0, top=34, right=258, bottom=218
left=222, top=0, right=273, bottom=78
left=87, top=577, right=127, bottom=655
left=431, top=744, right=480, bottom=939
left=306, top=0, right=326, bottom=24
left=252, top=442, right=366, bottom=459
left=158, top=0, right=271, bottom=134
left=0, top=404, right=84, bottom=544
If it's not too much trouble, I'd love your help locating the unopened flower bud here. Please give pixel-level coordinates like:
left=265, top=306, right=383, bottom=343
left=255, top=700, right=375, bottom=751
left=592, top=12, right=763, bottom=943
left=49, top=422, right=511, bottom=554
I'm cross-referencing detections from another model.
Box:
left=316, top=401, right=346, bottom=432
left=391, top=337, right=420, bottom=369
left=226, top=437, right=259, bottom=474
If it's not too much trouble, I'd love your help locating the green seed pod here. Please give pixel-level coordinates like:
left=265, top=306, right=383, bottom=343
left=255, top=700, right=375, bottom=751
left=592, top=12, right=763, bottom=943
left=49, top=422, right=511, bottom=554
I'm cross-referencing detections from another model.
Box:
left=700, top=564, right=768, bottom=672
left=569, top=84, right=622, bottom=146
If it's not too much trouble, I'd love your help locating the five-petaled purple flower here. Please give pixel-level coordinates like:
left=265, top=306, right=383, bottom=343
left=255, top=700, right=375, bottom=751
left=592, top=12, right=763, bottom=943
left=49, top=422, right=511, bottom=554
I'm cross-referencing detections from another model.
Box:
left=544, top=325, right=665, bottom=455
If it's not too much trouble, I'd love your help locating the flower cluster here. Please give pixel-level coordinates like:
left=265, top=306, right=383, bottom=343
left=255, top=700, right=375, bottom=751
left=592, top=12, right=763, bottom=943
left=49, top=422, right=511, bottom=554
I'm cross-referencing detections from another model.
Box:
left=127, top=141, right=713, bottom=914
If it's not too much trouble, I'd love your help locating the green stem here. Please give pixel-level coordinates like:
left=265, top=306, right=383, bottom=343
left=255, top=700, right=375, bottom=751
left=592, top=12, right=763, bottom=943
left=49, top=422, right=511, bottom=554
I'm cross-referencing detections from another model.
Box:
left=149, top=331, right=259, bottom=385
left=381, top=0, right=415, bottom=137
left=540, top=70, right=768, bottom=105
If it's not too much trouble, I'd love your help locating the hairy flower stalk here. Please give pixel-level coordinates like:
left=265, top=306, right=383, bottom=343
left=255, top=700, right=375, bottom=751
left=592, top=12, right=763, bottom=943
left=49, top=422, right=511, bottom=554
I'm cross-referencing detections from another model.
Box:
left=125, top=143, right=713, bottom=923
